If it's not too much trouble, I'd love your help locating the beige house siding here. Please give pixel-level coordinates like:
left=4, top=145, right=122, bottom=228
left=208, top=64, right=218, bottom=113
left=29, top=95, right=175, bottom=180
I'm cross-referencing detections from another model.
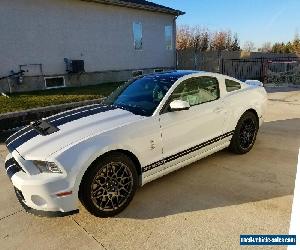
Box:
left=0, top=0, right=177, bottom=92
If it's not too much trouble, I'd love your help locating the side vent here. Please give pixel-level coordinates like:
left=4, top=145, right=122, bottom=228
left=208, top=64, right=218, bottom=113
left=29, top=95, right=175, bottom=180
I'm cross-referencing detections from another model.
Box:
left=70, top=60, right=85, bottom=73
left=64, top=58, right=85, bottom=73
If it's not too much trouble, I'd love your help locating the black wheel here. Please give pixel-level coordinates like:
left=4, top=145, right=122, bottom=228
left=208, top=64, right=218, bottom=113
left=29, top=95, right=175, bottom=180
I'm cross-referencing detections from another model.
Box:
left=229, top=112, right=258, bottom=154
left=79, top=152, right=138, bottom=217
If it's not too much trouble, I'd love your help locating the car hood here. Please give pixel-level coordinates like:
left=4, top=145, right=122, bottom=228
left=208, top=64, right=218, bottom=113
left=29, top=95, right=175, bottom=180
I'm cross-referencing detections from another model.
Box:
left=6, top=104, right=143, bottom=159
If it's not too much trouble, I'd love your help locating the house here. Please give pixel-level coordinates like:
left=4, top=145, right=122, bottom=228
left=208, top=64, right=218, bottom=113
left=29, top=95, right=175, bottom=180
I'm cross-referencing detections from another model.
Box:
left=0, top=0, right=184, bottom=92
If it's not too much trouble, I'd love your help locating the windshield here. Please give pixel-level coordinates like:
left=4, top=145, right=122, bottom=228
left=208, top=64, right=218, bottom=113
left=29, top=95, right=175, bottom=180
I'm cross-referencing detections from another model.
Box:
left=104, top=76, right=177, bottom=116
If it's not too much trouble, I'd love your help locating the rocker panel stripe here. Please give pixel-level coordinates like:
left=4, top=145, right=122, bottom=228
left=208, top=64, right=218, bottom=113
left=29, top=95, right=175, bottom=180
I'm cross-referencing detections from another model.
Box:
left=142, top=131, right=234, bottom=173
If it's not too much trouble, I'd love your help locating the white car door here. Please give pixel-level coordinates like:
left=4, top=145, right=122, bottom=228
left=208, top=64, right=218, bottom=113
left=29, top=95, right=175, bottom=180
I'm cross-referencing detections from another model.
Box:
left=159, top=76, right=227, bottom=169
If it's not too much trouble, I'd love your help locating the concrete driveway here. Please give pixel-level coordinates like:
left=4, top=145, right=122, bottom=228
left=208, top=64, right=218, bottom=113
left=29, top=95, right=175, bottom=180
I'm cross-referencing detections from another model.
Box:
left=0, top=88, right=299, bottom=250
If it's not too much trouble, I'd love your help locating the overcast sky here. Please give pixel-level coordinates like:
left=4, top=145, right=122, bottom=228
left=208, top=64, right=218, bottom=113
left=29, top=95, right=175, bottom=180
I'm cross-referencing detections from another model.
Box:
left=155, top=0, right=300, bottom=48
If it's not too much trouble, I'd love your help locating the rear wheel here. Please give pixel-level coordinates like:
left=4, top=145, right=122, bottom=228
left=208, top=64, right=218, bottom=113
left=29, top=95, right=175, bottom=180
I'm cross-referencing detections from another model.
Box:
left=229, top=112, right=258, bottom=154
left=79, top=152, right=138, bottom=217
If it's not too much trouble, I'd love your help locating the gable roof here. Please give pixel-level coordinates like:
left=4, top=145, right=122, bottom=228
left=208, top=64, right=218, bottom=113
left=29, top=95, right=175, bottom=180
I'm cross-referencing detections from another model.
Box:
left=82, top=0, right=185, bottom=16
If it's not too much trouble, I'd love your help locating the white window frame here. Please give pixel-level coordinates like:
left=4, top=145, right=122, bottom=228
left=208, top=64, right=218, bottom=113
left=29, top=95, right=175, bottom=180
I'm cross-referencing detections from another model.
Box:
left=165, top=25, right=173, bottom=50
left=44, top=76, right=66, bottom=89
left=133, top=22, right=143, bottom=50
left=132, top=70, right=143, bottom=77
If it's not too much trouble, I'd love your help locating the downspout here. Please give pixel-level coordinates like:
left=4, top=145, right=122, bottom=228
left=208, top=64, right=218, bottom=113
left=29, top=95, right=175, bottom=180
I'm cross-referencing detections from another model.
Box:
left=173, top=16, right=178, bottom=70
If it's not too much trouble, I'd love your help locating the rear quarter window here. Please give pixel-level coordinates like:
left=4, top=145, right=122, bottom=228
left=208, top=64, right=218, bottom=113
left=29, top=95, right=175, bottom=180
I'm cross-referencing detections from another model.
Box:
left=225, top=79, right=241, bottom=92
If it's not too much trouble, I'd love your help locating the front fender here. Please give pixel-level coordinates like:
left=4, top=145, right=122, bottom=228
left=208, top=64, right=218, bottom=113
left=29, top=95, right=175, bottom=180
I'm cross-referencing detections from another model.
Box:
left=51, top=134, right=143, bottom=200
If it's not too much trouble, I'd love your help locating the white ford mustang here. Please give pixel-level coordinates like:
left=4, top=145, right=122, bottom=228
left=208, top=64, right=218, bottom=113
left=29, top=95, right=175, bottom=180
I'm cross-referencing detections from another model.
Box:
left=5, top=71, right=267, bottom=217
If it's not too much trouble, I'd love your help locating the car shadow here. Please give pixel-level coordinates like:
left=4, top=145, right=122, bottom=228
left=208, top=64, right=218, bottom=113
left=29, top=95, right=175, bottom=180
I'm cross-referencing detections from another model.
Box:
left=117, top=118, right=300, bottom=220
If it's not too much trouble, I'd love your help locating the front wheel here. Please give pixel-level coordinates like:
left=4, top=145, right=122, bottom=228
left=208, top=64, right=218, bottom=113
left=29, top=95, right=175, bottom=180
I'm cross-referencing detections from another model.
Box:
left=79, top=152, right=138, bottom=217
left=229, top=112, right=258, bottom=154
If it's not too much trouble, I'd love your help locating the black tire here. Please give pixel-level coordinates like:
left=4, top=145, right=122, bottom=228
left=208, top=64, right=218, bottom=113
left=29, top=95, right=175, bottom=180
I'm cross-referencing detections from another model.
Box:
left=229, top=111, right=259, bottom=154
left=79, top=152, right=138, bottom=217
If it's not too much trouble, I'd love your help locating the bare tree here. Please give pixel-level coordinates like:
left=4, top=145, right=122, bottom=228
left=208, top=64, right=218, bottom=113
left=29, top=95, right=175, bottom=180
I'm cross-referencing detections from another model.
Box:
left=177, top=25, right=212, bottom=52
left=258, top=42, right=272, bottom=52
left=200, top=31, right=210, bottom=51
left=230, top=33, right=241, bottom=51
left=176, top=25, right=192, bottom=50
left=225, top=30, right=232, bottom=50
left=293, top=31, right=300, bottom=54
left=190, top=26, right=202, bottom=51
left=176, top=25, right=241, bottom=52
left=190, top=26, right=210, bottom=52
left=243, top=41, right=256, bottom=52
left=210, top=31, right=227, bottom=51
left=272, top=42, right=285, bottom=53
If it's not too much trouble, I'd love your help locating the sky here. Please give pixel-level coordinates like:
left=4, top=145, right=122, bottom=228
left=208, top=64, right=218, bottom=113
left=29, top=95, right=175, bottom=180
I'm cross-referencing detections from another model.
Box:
left=153, top=0, right=300, bottom=48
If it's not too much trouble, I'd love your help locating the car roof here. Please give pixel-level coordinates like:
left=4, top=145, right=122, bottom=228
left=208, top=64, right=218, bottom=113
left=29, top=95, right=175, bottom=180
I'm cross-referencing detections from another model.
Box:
left=142, top=70, right=204, bottom=82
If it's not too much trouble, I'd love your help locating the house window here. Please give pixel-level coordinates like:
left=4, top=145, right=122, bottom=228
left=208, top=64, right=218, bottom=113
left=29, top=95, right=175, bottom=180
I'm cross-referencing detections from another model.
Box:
left=154, top=69, right=164, bottom=73
left=44, top=76, right=65, bottom=89
left=133, top=22, right=143, bottom=50
left=165, top=25, right=173, bottom=50
left=132, top=70, right=143, bottom=77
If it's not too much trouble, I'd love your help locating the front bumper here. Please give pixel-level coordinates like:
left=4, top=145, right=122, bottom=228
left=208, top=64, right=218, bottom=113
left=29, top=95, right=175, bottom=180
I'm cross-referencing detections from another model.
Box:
left=5, top=153, right=78, bottom=217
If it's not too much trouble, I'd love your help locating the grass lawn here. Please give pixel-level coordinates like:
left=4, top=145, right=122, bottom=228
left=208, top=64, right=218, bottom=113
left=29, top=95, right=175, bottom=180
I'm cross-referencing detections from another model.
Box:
left=0, top=82, right=123, bottom=114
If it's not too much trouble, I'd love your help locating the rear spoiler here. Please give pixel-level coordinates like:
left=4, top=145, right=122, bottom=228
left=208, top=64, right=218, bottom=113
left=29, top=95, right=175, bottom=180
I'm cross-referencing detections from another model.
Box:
left=245, top=80, right=263, bottom=87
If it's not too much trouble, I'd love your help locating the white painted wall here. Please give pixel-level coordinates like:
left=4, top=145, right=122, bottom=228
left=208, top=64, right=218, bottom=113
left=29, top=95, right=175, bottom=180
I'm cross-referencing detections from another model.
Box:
left=0, top=0, right=176, bottom=76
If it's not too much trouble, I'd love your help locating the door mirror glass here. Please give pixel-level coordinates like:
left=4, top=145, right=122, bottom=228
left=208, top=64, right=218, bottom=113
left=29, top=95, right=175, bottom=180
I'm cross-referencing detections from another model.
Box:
left=169, top=100, right=190, bottom=112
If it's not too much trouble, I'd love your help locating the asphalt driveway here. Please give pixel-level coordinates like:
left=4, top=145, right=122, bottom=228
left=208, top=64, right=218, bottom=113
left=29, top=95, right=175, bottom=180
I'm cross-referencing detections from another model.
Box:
left=0, top=88, right=299, bottom=250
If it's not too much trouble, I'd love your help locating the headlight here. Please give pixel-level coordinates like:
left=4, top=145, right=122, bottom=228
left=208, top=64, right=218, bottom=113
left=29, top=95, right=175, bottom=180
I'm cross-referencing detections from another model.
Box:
left=33, top=161, right=63, bottom=174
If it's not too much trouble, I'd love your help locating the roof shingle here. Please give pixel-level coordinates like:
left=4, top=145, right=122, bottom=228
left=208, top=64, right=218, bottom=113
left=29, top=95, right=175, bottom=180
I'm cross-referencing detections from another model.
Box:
left=82, top=0, right=185, bottom=16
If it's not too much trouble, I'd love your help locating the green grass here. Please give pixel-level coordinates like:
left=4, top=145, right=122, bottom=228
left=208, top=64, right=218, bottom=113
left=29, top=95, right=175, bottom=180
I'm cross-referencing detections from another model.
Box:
left=0, top=82, right=123, bottom=114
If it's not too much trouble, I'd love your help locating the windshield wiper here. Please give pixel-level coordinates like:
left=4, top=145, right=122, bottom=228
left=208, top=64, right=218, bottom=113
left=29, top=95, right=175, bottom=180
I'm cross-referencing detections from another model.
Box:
left=113, top=103, right=128, bottom=111
left=113, top=103, right=148, bottom=116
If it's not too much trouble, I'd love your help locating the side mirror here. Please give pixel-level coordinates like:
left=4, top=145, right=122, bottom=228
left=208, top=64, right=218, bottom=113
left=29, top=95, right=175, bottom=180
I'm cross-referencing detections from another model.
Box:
left=169, top=100, right=190, bottom=112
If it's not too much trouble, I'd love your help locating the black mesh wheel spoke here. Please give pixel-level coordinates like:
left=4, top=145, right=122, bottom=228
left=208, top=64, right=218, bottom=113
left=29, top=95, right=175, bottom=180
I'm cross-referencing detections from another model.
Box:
left=239, top=118, right=256, bottom=150
left=91, top=162, right=133, bottom=212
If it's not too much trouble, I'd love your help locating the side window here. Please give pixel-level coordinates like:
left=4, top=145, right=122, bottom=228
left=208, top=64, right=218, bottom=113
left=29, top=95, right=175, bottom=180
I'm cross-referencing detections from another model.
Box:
left=133, top=22, right=143, bottom=50
left=225, top=79, right=241, bottom=92
left=169, top=76, right=220, bottom=107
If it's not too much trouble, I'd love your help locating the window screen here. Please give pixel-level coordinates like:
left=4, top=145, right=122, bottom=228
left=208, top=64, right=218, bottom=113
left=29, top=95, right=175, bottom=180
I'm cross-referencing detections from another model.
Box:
left=133, top=22, right=143, bottom=50
left=225, top=79, right=241, bottom=92
left=165, top=25, right=173, bottom=50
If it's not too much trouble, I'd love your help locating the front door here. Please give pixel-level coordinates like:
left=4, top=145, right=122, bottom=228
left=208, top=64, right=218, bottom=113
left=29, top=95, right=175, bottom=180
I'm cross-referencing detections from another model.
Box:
left=160, top=76, right=226, bottom=168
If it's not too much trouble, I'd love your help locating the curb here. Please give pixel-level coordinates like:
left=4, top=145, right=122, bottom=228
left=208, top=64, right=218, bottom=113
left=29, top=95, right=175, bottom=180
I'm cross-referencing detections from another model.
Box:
left=0, top=98, right=105, bottom=140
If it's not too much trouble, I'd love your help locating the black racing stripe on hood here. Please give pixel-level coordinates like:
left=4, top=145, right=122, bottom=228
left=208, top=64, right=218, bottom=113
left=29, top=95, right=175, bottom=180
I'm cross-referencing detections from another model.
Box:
left=46, top=104, right=103, bottom=123
left=4, top=157, right=15, bottom=170
left=5, top=105, right=102, bottom=146
left=5, top=126, right=32, bottom=145
left=6, top=105, right=117, bottom=153
left=50, top=105, right=117, bottom=127
left=6, top=129, right=39, bottom=153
